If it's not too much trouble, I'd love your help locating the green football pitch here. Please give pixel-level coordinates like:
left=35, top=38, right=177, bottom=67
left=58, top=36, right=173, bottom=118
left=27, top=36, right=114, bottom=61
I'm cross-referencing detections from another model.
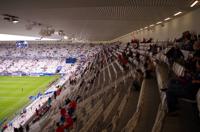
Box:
left=0, top=75, right=59, bottom=122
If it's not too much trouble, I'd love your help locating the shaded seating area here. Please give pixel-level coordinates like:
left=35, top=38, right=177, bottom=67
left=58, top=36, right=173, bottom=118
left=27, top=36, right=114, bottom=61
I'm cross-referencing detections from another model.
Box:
left=154, top=45, right=200, bottom=132
left=5, top=39, right=200, bottom=132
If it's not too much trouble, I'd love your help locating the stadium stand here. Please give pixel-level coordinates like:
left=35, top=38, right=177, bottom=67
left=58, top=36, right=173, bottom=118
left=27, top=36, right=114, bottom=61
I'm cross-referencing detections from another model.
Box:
left=0, top=44, right=101, bottom=74
left=35, top=38, right=199, bottom=131
left=1, top=1, right=200, bottom=132
left=1, top=31, right=200, bottom=132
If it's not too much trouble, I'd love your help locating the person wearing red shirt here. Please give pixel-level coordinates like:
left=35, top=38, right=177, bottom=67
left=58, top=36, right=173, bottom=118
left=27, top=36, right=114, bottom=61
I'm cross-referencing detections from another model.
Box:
left=2, top=124, right=8, bottom=131
left=56, top=122, right=64, bottom=132
left=64, top=115, right=73, bottom=129
left=60, top=107, right=67, bottom=117
left=69, top=100, right=77, bottom=110
left=68, top=100, right=77, bottom=116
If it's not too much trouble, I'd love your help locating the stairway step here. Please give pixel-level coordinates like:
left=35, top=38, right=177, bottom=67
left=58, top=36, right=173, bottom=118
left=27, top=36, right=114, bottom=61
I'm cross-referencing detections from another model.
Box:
left=162, top=101, right=200, bottom=132
left=134, top=78, right=160, bottom=132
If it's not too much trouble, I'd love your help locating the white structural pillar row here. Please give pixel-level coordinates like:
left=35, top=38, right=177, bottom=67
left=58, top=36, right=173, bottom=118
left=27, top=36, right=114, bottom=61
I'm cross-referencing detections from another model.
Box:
left=111, top=60, right=118, bottom=79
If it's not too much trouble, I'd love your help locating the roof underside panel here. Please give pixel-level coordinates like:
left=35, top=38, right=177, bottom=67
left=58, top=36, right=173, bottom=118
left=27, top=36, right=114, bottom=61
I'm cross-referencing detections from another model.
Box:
left=0, top=0, right=198, bottom=41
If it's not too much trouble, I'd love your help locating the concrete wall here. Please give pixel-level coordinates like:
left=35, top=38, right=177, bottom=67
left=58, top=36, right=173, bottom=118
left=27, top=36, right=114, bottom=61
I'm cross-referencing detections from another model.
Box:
left=112, top=8, right=200, bottom=43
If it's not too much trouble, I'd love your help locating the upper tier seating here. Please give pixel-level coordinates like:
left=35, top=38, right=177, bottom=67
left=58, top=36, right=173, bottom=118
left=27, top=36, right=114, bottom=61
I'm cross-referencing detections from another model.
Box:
left=0, top=44, right=101, bottom=74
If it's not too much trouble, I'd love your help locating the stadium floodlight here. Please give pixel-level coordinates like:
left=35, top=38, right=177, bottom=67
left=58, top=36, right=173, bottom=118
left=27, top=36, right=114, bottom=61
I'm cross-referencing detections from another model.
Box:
left=64, top=36, right=69, bottom=40
left=58, top=30, right=65, bottom=36
left=174, top=11, right=182, bottom=16
left=190, top=1, right=199, bottom=7
left=2, top=14, right=19, bottom=24
left=164, top=17, right=171, bottom=21
left=156, top=21, right=162, bottom=24
left=12, top=19, right=19, bottom=24
left=149, top=24, right=154, bottom=27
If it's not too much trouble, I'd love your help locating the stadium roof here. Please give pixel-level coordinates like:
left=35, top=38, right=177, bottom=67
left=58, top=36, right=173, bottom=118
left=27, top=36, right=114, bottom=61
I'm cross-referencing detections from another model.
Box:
left=0, top=0, right=199, bottom=41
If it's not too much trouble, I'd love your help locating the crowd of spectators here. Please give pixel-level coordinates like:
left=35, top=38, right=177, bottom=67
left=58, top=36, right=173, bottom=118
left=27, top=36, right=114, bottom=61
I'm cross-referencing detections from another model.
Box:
left=175, top=31, right=200, bottom=51
left=113, top=31, right=200, bottom=116
left=55, top=98, right=78, bottom=132
left=155, top=31, right=200, bottom=115
left=0, top=43, right=103, bottom=132
left=1, top=31, right=200, bottom=131
left=0, top=43, right=101, bottom=74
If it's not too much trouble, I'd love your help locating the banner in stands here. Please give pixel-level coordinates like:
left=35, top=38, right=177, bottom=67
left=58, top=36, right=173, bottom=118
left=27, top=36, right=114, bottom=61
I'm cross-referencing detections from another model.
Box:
left=56, top=66, right=62, bottom=73
left=29, top=92, right=42, bottom=101
left=66, top=57, right=77, bottom=64
left=0, top=72, right=63, bottom=76
left=16, top=41, right=28, bottom=48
